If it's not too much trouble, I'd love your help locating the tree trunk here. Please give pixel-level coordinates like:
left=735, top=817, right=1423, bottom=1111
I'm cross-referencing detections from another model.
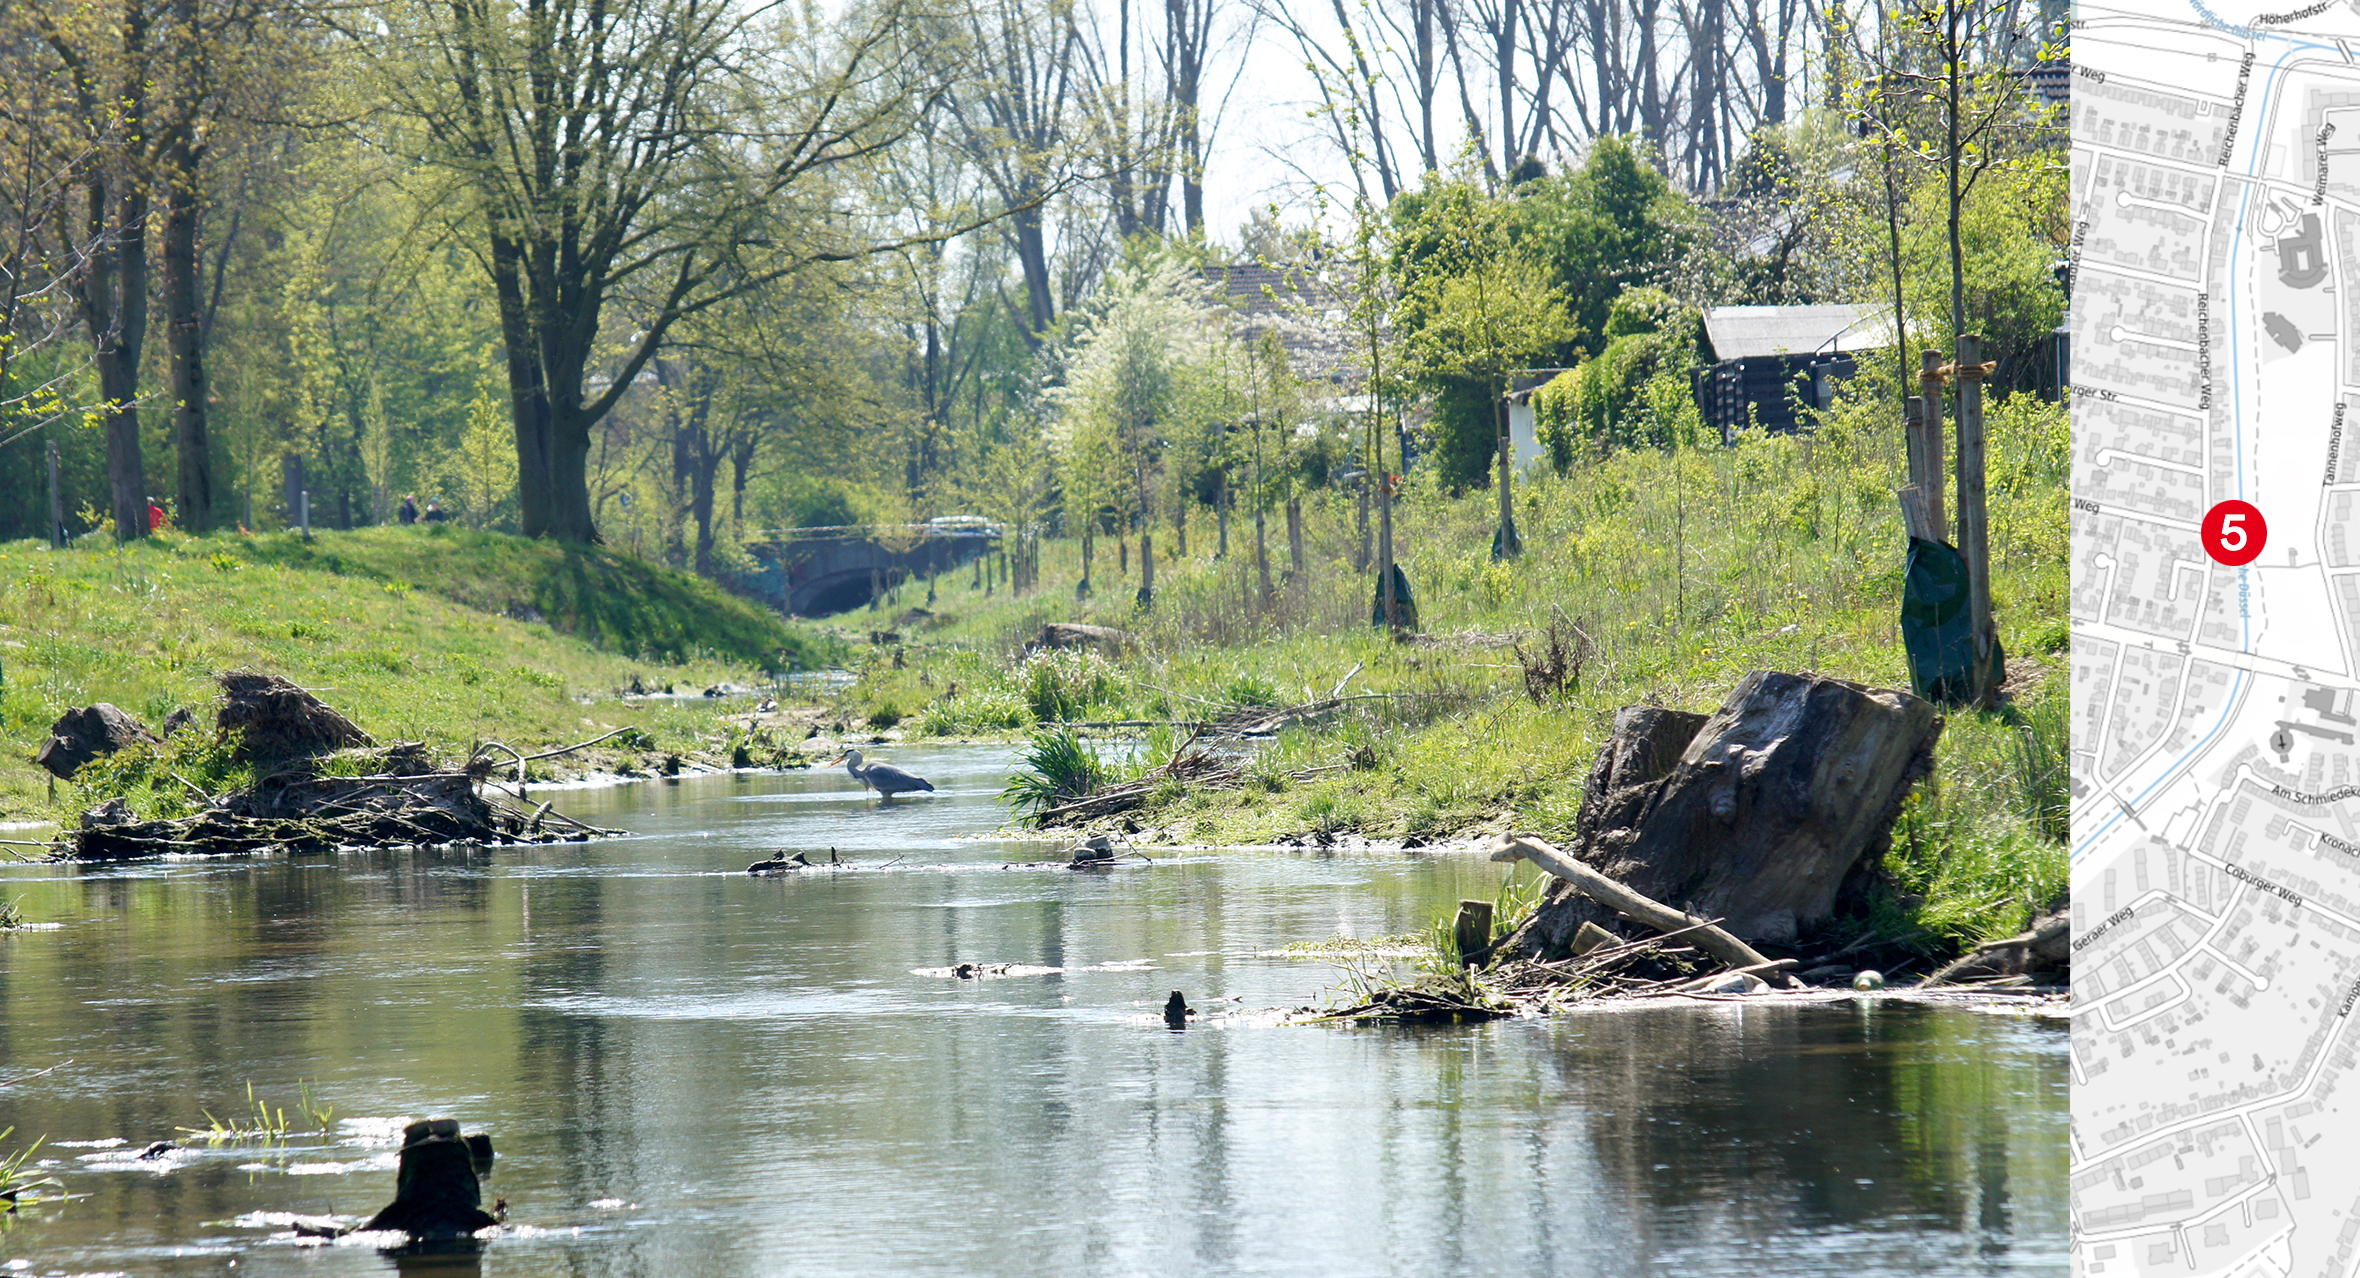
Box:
left=548, top=411, right=600, bottom=543
left=1215, top=468, right=1229, bottom=558
left=490, top=233, right=555, bottom=537
left=1492, top=674, right=1943, bottom=960
left=1355, top=473, right=1370, bottom=572
left=1079, top=525, right=1094, bottom=597
left=1172, top=496, right=1186, bottom=558
left=163, top=111, right=211, bottom=532
left=1136, top=530, right=1155, bottom=608
left=1285, top=496, right=1304, bottom=582
left=1492, top=387, right=1520, bottom=558
left=1254, top=503, right=1271, bottom=604
left=79, top=176, right=153, bottom=542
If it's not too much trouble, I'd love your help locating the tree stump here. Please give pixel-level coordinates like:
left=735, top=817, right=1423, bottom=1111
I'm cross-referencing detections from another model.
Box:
left=33, top=704, right=155, bottom=778
left=217, top=670, right=370, bottom=760
left=1493, top=672, right=1942, bottom=961
left=362, top=1119, right=498, bottom=1239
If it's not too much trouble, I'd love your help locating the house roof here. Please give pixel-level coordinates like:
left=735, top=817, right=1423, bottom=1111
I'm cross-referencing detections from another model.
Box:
left=1703, top=304, right=1893, bottom=361
left=1200, top=262, right=1360, bottom=387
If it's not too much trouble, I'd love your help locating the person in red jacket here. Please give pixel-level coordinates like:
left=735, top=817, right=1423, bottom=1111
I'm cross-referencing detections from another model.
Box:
left=147, top=498, right=166, bottom=532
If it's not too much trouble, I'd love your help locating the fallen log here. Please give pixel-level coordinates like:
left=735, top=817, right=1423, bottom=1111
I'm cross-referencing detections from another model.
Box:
left=56, top=699, right=612, bottom=861
left=1489, top=834, right=1775, bottom=974
left=1493, top=671, right=1942, bottom=960
left=1918, top=908, right=2068, bottom=987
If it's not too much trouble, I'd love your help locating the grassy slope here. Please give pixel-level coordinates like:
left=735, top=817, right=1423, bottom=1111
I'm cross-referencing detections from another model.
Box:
left=836, top=390, right=2069, bottom=953
left=0, top=526, right=821, bottom=821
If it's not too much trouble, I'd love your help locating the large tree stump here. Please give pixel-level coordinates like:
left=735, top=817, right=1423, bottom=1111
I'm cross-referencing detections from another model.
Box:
left=32, top=704, right=154, bottom=778
left=217, top=670, right=370, bottom=761
left=1494, top=671, right=1942, bottom=960
left=362, top=1119, right=498, bottom=1239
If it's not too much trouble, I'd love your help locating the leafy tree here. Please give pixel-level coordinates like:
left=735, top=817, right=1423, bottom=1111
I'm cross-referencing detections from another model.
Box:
left=1049, top=257, right=1216, bottom=607
left=1395, top=188, right=1571, bottom=558
left=1533, top=287, right=1703, bottom=466
left=1509, top=136, right=1699, bottom=355
left=444, top=376, right=517, bottom=530
left=380, top=0, right=949, bottom=543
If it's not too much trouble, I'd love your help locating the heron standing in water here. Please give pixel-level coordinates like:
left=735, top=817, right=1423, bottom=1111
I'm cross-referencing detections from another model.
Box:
left=828, top=749, right=935, bottom=802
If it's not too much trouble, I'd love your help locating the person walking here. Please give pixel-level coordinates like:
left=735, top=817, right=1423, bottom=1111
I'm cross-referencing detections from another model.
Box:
left=399, top=494, right=419, bottom=525
left=423, top=501, right=449, bottom=523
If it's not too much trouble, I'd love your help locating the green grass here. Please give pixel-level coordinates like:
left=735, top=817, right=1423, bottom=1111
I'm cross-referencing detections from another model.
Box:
left=235, top=524, right=821, bottom=666
left=834, top=386, right=2070, bottom=952
left=0, top=527, right=823, bottom=821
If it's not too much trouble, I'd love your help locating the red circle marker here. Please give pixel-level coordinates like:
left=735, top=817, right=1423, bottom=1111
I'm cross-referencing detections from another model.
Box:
left=2202, top=499, right=2267, bottom=566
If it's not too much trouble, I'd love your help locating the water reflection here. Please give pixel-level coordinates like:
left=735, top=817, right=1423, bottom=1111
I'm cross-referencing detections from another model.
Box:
left=0, top=748, right=2064, bottom=1276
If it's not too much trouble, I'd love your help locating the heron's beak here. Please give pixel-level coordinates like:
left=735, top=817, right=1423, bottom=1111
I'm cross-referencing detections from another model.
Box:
left=825, top=753, right=847, bottom=766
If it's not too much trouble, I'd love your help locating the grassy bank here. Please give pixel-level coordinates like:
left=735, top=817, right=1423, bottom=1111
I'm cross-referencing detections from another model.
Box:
left=830, top=390, right=2069, bottom=956
left=0, top=526, right=831, bottom=822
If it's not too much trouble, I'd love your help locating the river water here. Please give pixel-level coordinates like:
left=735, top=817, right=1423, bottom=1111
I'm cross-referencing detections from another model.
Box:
left=0, top=744, right=2066, bottom=1276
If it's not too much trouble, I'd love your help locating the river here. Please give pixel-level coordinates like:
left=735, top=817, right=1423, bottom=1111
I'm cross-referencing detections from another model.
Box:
left=0, top=744, right=2067, bottom=1276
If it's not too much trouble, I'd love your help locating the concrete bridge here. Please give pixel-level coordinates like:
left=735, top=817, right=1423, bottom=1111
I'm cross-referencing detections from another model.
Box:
left=743, top=520, right=1003, bottom=616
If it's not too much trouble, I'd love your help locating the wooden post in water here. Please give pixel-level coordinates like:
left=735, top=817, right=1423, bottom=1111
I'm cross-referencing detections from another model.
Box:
left=1454, top=899, right=1494, bottom=966
left=1955, top=334, right=1994, bottom=707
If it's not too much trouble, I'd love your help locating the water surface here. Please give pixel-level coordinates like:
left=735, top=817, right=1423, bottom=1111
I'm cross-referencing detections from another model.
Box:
left=0, top=745, right=2066, bottom=1275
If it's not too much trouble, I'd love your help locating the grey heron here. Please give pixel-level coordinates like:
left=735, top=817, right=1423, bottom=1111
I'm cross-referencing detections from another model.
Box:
left=829, top=749, right=934, bottom=801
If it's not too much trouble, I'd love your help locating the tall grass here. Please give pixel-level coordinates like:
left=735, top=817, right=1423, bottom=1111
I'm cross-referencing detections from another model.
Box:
left=1001, top=725, right=1114, bottom=822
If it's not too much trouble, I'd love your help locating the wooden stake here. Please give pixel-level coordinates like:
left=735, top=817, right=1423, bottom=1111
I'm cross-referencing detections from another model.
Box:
left=1453, top=899, right=1494, bottom=967
left=1916, top=350, right=1949, bottom=542
left=1955, top=334, right=1994, bottom=706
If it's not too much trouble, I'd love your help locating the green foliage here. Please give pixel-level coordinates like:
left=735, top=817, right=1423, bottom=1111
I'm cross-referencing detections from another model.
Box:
left=442, top=374, right=519, bottom=531
left=1001, top=724, right=1112, bottom=821
left=1896, top=166, right=2066, bottom=383
left=1421, top=381, right=1501, bottom=494
left=1221, top=672, right=1282, bottom=707
left=1503, top=136, right=1701, bottom=351
left=2008, top=692, right=2069, bottom=845
left=179, top=1079, right=334, bottom=1142
left=918, top=687, right=1034, bottom=736
left=773, top=474, right=860, bottom=530
left=71, top=728, right=253, bottom=822
left=1015, top=648, right=1118, bottom=722
left=1601, top=286, right=1702, bottom=345
left=0, top=1128, right=64, bottom=1206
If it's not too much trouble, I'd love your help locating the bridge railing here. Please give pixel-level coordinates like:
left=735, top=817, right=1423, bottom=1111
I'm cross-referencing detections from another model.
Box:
left=746, top=521, right=1005, bottom=541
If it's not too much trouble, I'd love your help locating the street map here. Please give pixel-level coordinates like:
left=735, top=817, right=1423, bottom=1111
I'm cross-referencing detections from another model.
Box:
left=2073, top=3, right=2360, bottom=1275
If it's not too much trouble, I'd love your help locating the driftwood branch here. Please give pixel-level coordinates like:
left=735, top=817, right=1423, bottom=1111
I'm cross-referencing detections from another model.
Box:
left=1489, top=833, right=1774, bottom=973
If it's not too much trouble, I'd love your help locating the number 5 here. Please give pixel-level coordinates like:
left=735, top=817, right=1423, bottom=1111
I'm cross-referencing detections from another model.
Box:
left=2221, top=512, right=2246, bottom=552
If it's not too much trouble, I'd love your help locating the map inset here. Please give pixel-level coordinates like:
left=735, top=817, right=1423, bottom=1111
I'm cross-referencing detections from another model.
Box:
left=2074, top=4, right=2360, bottom=1275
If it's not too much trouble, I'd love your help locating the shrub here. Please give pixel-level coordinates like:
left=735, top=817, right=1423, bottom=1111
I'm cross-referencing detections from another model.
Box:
left=1016, top=648, right=1118, bottom=721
